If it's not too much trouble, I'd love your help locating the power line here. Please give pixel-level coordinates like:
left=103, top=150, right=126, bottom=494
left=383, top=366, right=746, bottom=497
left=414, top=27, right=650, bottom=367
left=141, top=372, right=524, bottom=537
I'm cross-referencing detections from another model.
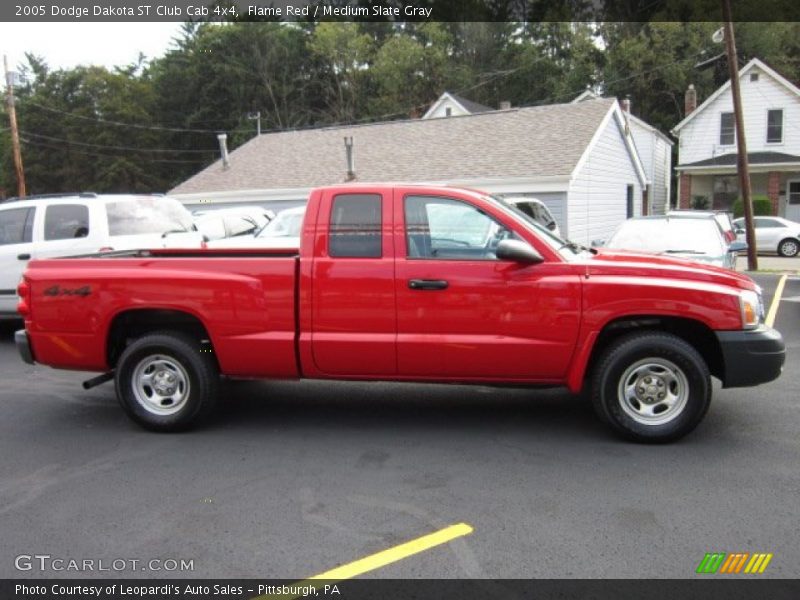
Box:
left=24, top=100, right=252, bottom=135
left=19, top=137, right=211, bottom=164
left=19, top=130, right=218, bottom=154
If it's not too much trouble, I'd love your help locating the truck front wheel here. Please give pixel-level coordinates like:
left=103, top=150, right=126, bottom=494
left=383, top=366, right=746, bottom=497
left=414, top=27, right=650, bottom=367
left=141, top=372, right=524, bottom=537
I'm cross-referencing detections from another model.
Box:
left=115, top=332, right=219, bottom=432
left=591, top=332, right=711, bottom=443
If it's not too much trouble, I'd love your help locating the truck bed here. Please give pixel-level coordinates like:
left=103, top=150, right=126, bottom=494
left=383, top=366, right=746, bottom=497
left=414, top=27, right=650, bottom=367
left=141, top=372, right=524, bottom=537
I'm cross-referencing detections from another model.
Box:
left=23, top=249, right=300, bottom=378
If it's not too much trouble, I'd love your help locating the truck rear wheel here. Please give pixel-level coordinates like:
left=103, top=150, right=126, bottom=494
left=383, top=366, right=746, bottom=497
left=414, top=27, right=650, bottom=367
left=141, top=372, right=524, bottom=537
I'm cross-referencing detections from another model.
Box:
left=115, top=332, right=219, bottom=432
left=591, top=332, right=711, bottom=443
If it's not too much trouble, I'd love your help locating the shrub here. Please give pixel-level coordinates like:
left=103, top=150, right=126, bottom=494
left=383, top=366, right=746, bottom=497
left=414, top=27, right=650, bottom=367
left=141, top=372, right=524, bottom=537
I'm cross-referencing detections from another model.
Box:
left=691, top=195, right=710, bottom=210
left=732, top=196, right=773, bottom=218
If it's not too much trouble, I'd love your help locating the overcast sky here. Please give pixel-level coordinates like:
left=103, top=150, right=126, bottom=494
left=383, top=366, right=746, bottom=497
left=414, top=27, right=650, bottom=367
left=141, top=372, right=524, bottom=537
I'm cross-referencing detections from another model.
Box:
left=0, top=22, right=183, bottom=76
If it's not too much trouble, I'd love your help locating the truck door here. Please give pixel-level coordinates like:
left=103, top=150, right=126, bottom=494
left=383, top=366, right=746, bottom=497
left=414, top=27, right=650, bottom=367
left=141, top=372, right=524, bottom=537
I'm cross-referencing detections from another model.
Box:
left=310, top=190, right=396, bottom=376
left=0, top=205, right=35, bottom=315
left=394, top=191, right=581, bottom=381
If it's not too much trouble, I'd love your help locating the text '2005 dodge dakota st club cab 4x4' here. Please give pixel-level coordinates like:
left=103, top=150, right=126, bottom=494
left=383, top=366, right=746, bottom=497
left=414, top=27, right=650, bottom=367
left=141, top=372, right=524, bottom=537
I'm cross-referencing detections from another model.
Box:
left=15, top=184, right=785, bottom=442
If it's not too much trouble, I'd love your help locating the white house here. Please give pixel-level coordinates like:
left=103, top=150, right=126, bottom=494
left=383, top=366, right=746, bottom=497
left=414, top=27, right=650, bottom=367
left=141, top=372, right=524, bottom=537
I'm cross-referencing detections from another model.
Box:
left=170, top=98, right=647, bottom=246
left=572, top=90, right=674, bottom=215
left=421, top=91, right=493, bottom=119
left=671, top=58, right=800, bottom=221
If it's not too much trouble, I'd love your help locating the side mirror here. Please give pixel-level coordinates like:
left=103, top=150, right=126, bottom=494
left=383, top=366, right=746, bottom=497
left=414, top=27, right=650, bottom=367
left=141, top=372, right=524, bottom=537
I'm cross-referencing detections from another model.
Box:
left=735, top=228, right=745, bottom=235
left=495, top=239, right=544, bottom=264
left=591, top=239, right=605, bottom=248
left=547, top=221, right=557, bottom=231
left=728, top=241, right=748, bottom=253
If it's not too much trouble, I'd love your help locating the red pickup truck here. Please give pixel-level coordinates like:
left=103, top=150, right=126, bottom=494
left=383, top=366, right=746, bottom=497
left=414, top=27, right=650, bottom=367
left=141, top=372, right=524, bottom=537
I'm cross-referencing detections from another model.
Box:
left=15, top=184, right=785, bottom=442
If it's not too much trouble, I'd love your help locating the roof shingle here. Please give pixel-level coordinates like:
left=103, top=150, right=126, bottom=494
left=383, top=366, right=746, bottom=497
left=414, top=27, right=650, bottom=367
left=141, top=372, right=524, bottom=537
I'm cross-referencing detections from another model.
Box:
left=169, top=98, right=615, bottom=195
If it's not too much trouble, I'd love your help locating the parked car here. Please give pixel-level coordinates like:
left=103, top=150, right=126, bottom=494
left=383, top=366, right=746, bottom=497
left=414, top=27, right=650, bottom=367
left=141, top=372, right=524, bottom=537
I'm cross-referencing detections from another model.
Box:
left=0, top=193, right=203, bottom=317
left=193, top=206, right=274, bottom=241
left=603, top=215, right=747, bottom=270
left=499, top=196, right=561, bottom=237
left=732, top=216, right=800, bottom=257
left=666, top=209, right=737, bottom=242
left=206, top=205, right=305, bottom=248
left=15, top=184, right=784, bottom=442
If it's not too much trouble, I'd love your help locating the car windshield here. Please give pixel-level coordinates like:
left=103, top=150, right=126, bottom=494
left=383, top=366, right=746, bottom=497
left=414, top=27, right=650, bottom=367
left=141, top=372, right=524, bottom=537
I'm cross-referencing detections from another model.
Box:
left=607, top=218, right=724, bottom=255
left=488, top=195, right=583, bottom=258
left=257, top=209, right=305, bottom=238
left=107, top=197, right=193, bottom=236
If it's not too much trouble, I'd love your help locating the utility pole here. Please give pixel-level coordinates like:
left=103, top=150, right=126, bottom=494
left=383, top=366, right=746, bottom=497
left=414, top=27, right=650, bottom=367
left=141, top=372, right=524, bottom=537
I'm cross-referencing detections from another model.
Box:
left=3, top=55, right=26, bottom=198
left=721, top=1, right=757, bottom=270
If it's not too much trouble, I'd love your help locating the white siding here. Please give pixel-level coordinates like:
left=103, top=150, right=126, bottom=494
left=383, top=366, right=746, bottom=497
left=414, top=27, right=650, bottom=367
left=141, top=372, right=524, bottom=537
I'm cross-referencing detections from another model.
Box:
left=568, top=117, right=643, bottom=245
left=630, top=119, right=672, bottom=214
left=677, top=65, right=800, bottom=165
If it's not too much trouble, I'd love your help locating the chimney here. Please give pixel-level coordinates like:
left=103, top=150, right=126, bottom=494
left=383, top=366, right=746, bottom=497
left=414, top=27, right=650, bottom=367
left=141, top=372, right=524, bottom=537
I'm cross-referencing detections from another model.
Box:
left=621, top=95, right=631, bottom=113
left=499, top=101, right=511, bottom=110
left=344, top=136, right=355, bottom=181
left=216, top=133, right=230, bottom=170
left=685, top=84, right=697, bottom=117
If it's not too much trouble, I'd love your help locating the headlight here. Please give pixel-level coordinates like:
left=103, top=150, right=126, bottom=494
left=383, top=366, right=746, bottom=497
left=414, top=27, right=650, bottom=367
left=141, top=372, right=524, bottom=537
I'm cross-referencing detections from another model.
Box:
left=740, top=289, right=764, bottom=330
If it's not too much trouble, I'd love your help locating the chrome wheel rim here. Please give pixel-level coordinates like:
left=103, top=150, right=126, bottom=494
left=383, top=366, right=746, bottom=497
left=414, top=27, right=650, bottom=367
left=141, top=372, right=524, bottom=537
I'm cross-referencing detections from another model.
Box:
left=131, top=355, right=190, bottom=416
left=617, top=358, right=689, bottom=426
left=781, top=240, right=798, bottom=256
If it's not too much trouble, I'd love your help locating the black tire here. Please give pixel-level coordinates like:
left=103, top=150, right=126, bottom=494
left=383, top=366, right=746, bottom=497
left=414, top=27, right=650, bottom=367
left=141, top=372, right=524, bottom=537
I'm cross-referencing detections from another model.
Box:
left=777, top=238, right=800, bottom=258
left=591, top=332, right=711, bottom=443
left=115, top=332, right=219, bottom=432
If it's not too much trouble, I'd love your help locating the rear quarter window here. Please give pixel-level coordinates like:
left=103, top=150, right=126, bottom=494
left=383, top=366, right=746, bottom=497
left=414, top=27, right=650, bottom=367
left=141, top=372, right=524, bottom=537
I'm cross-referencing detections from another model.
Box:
left=44, top=204, right=90, bottom=240
left=328, top=194, right=382, bottom=258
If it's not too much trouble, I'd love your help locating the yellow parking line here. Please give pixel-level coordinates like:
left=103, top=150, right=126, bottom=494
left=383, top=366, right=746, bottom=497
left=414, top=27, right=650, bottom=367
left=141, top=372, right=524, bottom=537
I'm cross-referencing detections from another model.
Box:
left=765, top=274, right=788, bottom=327
left=252, top=523, right=473, bottom=600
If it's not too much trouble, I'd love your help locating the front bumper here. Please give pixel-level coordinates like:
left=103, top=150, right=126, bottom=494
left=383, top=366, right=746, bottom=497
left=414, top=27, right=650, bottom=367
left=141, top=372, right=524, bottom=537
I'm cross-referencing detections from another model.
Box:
left=15, top=329, right=35, bottom=365
left=716, top=326, right=785, bottom=388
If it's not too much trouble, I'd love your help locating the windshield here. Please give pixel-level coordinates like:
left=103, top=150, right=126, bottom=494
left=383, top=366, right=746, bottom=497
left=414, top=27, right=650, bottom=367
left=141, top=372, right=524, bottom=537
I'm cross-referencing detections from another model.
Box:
left=607, top=218, right=725, bottom=255
left=258, top=209, right=305, bottom=238
left=489, top=195, right=581, bottom=259
left=107, top=197, right=193, bottom=237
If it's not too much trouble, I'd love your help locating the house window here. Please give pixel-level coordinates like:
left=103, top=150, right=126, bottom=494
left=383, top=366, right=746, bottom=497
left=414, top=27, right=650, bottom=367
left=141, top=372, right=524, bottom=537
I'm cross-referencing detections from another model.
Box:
left=750, top=73, right=759, bottom=82
left=626, top=185, right=634, bottom=218
left=767, top=109, right=783, bottom=143
left=445, top=106, right=452, bottom=117
left=328, top=194, right=382, bottom=258
left=719, top=112, right=735, bottom=146
left=789, top=181, right=800, bottom=206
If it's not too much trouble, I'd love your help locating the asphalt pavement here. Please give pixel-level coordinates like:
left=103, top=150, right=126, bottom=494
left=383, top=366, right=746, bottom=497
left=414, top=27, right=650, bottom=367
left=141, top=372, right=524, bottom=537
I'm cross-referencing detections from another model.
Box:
left=0, top=273, right=797, bottom=581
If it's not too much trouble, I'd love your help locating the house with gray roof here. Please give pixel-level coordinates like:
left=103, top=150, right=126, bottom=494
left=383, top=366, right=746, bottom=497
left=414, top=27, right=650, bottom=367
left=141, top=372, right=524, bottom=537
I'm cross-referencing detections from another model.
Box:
left=169, top=97, right=647, bottom=245
left=671, top=58, right=800, bottom=220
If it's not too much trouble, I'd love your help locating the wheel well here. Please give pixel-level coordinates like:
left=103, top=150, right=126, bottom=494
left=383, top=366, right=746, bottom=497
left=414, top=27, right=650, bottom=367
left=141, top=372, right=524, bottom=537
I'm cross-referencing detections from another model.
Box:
left=588, top=316, right=723, bottom=382
left=107, top=309, right=211, bottom=368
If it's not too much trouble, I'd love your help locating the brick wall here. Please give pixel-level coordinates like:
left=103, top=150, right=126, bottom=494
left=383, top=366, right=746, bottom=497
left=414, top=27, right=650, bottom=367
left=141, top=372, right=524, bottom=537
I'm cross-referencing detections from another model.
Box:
left=767, top=171, right=780, bottom=215
left=679, top=173, right=692, bottom=209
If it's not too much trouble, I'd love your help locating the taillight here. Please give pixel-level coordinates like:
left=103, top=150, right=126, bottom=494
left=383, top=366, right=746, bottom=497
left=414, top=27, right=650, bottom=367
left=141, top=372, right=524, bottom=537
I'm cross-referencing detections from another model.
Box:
left=17, top=278, right=30, bottom=317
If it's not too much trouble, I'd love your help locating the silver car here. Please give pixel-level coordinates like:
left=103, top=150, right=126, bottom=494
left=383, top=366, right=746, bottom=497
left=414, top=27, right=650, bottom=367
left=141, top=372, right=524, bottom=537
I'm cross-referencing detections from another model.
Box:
left=605, top=216, right=747, bottom=269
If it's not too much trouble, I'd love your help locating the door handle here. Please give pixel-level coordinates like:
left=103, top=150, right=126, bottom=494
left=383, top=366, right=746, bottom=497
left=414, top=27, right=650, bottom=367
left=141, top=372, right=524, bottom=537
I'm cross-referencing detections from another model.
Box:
left=17, top=253, right=31, bottom=260
left=408, top=279, right=448, bottom=290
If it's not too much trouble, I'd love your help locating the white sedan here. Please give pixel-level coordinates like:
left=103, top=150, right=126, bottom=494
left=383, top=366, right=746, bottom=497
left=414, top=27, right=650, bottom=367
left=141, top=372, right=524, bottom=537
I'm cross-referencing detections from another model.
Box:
left=733, top=216, right=800, bottom=257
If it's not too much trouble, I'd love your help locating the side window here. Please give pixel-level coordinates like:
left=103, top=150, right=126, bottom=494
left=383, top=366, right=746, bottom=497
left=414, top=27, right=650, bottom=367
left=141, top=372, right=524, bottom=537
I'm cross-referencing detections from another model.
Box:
left=44, top=204, right=90, bottom=241
left=0, top=207, right=34, bottom=246
left=720, top=112, right=735, bottom=146
left=405, top=195, right=515, bottom=260
left=755, top=219, right=781, bottom=229
left=766, top=109, right=783, bottom=144
left=329, top=194, right=382, bottom=258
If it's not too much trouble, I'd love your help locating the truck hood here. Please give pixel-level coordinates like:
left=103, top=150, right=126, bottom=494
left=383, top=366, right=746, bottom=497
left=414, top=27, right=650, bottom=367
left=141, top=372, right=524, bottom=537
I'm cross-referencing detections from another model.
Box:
left=582, top=248, right=756, bottom=291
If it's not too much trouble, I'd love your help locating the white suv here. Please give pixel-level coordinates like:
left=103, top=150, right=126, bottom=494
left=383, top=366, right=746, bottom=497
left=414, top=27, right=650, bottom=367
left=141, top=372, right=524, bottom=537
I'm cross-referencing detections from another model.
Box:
left=0, top=193, right=203, bottom=317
